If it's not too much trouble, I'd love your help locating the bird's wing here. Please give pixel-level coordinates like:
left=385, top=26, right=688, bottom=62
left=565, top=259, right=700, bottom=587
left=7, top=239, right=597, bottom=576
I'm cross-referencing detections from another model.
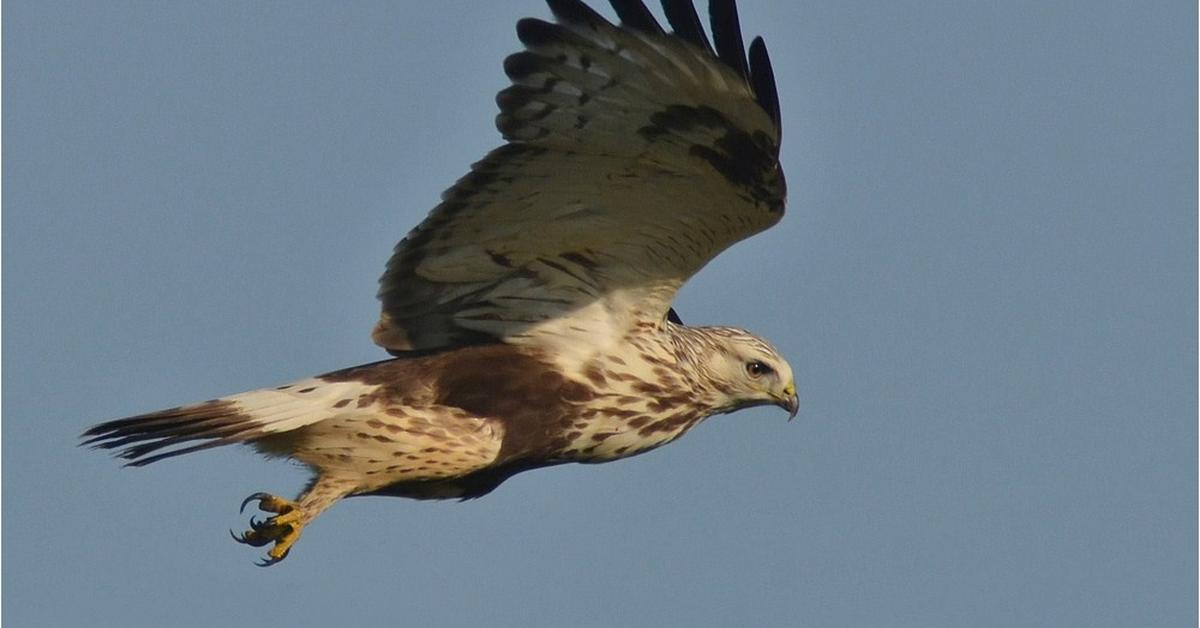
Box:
left=374, top=0, right=785, bottom=356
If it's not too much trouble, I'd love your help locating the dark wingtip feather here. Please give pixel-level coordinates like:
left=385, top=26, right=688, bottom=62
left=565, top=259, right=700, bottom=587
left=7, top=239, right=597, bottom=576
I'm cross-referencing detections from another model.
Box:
left=609, top=0, right=664, bottom=35
left=515, top=18, right=562, bottom=49
left=708, top=0, right=749, bottom=80
left=661, top=0, right=714, bottom=54
left=528, top=1, right=779, bottom=134
left=503, top=50, right=545, bottom=80
left=546, top=0, right=613, bottom=29
left=748, top=36, right=781, bottom=133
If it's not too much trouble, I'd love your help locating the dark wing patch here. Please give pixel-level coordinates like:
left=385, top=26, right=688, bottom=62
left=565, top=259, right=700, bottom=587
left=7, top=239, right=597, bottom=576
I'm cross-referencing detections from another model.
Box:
left=639, top=104, right=784, bottom=210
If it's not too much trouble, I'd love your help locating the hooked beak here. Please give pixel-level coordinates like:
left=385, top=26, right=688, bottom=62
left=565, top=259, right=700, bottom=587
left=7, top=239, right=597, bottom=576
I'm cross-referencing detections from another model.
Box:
left=776, top=382, right=799, bottom=421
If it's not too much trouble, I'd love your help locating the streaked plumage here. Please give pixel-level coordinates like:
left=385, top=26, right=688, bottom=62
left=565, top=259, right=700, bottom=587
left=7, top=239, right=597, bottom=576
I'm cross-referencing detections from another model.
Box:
left=83, top=0, right=797, bottom=565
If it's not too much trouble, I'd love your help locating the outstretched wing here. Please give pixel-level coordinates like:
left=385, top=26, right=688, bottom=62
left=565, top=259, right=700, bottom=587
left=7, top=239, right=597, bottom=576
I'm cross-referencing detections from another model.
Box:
left=374, top=0, right=785, bottom=355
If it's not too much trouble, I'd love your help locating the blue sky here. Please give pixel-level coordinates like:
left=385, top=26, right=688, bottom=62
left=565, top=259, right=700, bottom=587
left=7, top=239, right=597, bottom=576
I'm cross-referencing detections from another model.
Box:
left=4, top=1, right=1195, bottom=626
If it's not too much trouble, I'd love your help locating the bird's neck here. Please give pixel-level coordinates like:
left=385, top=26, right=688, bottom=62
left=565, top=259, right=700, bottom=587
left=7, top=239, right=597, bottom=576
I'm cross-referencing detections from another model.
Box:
left=661, top=324, right=737, bottom=408
left=552, top=325, right=722, bottom=462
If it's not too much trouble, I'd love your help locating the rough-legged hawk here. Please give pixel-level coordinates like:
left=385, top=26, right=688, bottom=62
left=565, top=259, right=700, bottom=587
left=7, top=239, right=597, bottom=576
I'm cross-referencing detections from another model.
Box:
left=84, top=0, right=796, bottom=566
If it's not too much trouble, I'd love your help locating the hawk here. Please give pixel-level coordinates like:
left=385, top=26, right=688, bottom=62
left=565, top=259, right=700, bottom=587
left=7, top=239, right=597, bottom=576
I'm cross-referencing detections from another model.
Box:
left=83, top=0, right=796, bottom=566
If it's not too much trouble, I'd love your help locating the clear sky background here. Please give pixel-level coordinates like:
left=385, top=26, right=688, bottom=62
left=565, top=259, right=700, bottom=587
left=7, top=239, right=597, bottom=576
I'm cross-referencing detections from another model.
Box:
left=4, top=1, right=1195, bottom=626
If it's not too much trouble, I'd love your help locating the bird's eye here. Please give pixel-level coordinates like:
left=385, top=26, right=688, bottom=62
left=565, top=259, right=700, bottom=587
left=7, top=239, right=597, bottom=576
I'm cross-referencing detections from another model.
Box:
left=746, top=361, right=772, bottom=377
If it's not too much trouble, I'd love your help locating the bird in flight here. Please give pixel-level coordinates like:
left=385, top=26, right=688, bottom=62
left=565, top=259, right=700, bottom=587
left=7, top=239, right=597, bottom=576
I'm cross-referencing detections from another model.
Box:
left=83, top=0, right=795, bottom=566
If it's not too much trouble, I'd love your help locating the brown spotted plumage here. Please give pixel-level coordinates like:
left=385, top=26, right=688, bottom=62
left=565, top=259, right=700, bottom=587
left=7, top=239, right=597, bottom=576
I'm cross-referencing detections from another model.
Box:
left=82, top=0, right=799, bottom=566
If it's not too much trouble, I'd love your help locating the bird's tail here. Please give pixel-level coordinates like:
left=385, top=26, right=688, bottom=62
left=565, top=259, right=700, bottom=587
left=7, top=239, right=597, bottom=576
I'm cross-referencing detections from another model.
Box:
left=81, top=376, right=377, bottom=466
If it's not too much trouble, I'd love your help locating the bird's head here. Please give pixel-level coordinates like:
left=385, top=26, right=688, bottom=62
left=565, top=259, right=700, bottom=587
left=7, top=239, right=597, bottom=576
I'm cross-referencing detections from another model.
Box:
left=692, top=327, right=798, bottom=419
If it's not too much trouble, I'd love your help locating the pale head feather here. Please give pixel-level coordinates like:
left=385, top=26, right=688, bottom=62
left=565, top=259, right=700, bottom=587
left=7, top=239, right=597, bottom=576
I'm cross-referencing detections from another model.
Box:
left=671, top=325, right=797, bottom=416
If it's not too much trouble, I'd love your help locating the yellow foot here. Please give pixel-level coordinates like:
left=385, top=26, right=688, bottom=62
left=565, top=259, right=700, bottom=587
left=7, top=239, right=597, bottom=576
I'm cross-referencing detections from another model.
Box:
left=231, top=492, right=305, bottom=566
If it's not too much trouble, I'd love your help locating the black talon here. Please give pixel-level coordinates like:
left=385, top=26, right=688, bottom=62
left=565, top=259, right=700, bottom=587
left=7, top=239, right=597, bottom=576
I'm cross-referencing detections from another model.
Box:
left=233, top=492, right=295, bottom=565
left=240, top=492, right=272, bottom=514
left=238, top=533, right=271, bottom=548
left=255, top=548, right=289, bottom=568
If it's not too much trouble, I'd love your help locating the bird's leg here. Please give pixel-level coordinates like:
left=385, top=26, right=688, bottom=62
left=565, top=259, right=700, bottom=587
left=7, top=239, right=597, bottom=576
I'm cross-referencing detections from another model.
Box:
left=231, top=475, right=353, bottom=566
